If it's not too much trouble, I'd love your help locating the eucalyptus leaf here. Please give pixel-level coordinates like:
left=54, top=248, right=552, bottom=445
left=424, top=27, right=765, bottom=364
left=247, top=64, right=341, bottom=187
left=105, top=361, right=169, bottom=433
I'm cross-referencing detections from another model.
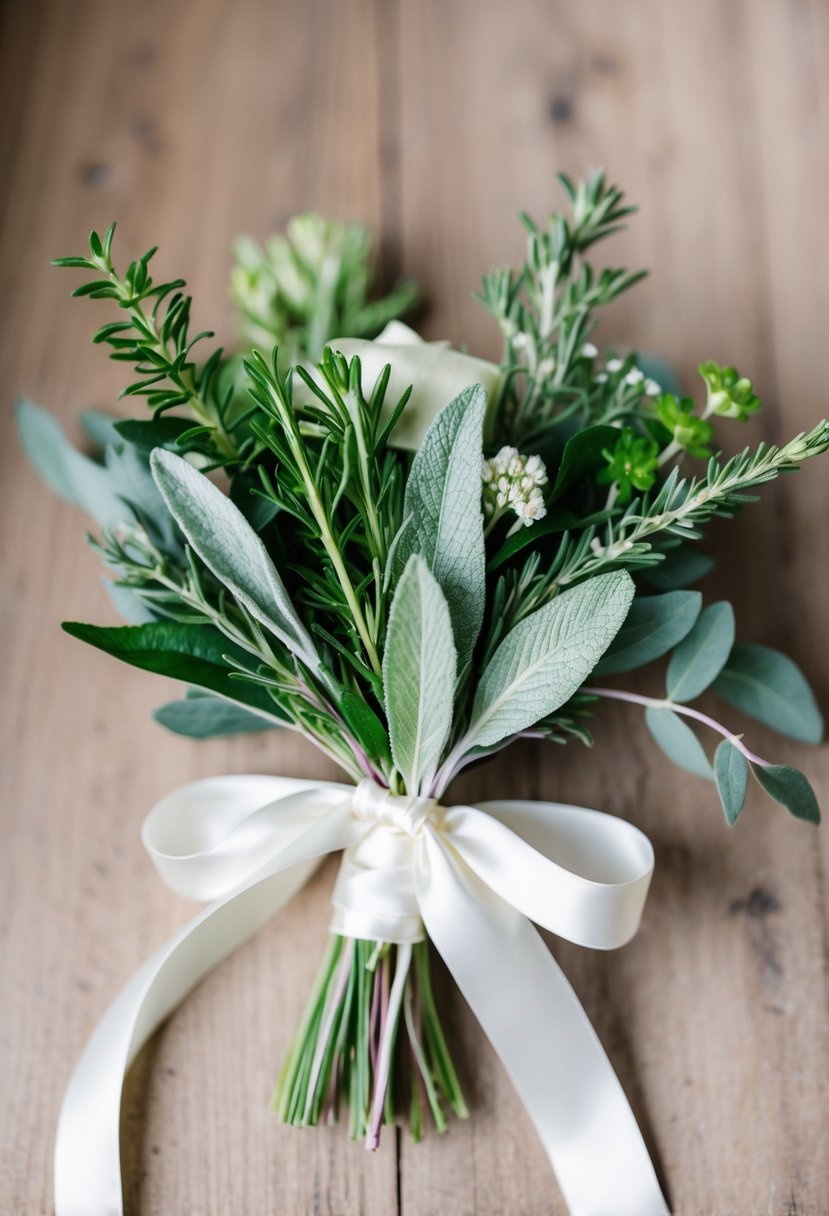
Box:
left=713, top=643, right=823, bottom=745
left=395, top=384, right=486, bottom=669
left=666, top=601, right=735, bottom=703
left=641, top=547, right=715, bottom=592
left=714, top=740, right=748, bottom=826
left=548, top=424, right=620, bottom=502
left=17, top=398, right=134, bottom=530
left=383, top=554, right=456, bottom=794
left=644, top=706, right=713, bottom=780
left=465, top=571, right=634, bottom=749
left=593, top=590, right=702, bottom=676
left=151, top=449, right=319, bottom=671
left=154, top=693, right=279, bottom=738
left=62, top=620, right=286, bottom=720
left=752, top=763, right=821, bottom=824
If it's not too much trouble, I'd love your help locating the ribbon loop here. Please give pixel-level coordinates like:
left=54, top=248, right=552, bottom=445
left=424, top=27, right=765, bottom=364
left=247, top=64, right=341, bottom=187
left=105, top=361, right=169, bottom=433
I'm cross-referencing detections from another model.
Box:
left=55, top=774, right=670, bottom=1216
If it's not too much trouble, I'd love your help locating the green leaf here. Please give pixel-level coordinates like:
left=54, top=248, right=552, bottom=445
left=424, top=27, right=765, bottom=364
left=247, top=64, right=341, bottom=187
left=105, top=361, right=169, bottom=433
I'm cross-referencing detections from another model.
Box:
left=593, top=591, right=702, bottom=676
left=645, top=706, right=713, bottom=779
left=714, top=740, right=748, bottom=825
left=752, top=763, right=821, bottom=824
left=487, top=507, right=580, bottom=571
left=466, top=571, right=634, bottom=749
left=62, top=620, right=285, bottom=720
left=113, top=416, right=196, bottom=451
left=103, top=580, right=157, bottom=624
left=16, top=398, right=134, bottom=530
left=548, top=424, right=620, bottom=502
left=666, top=601, right=735, bottom=703
left=338, top=689, right=391, bottom=764
left=641, top=547, right=715, bottom=591
left=151, top=449, right=319, bottom=671
left=153, top=691, right=280, bottom=738
left=383, top=555, right=456, bottom=794
left=713, top=643, right=823, bottom=745
left=396, top=384, right=486, bottom=670
left=81, top=410, right=123, bottom=450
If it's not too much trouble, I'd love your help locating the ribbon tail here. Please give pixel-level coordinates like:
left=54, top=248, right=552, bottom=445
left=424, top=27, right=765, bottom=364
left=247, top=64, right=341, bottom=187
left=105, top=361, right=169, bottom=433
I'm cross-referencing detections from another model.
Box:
left=416, top=831, right=669, bottom=1216
left=55, top=806, right=355, bottom=1216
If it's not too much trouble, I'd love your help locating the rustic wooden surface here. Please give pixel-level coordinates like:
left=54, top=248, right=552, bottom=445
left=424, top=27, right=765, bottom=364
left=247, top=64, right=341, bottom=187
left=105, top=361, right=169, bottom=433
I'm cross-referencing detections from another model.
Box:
left=2, top=1, right=829, bottom=1212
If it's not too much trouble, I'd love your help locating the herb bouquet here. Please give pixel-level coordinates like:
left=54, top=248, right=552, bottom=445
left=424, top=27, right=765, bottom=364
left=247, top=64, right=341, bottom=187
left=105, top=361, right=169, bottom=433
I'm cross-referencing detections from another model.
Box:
left=22, top=175, right=827, bottom=1216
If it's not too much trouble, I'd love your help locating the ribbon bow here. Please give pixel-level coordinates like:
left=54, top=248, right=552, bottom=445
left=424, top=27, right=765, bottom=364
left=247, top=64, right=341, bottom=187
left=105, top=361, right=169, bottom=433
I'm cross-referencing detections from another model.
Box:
left=55, top=775, right=669, bottom=1216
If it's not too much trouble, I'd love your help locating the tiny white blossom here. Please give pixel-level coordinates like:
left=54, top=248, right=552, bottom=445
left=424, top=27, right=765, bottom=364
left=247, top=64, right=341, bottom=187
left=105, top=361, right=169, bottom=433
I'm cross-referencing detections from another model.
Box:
left=513, top=332, right=530, bottom=351
left=605, top=358, right=623, bottom=373
left=590, top=537, right=606, bottom=557
left=482, top=446, right=548, bottom=528
left=644, top=378, right=661, bottom=396
left=624, top=368, right=645, bottom=386
left=594, top=372, right=608, bottom=384
left=536, top=357, right=556, bottom=380
left=581, top=342, right=599, bottom=359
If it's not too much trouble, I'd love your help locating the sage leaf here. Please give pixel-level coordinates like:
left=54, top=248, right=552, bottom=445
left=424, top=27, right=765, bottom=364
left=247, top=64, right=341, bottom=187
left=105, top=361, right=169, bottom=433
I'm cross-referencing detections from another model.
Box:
left=114, top=416, right=195, bottom=451
left=338, top=688, right=391, bottom=765
left=466, top=571, right=634, bottom=749
left=396, top=384, right=486, bottom=670
left=62, top=620, right=286, bottom=721
left=666, top=601, right=734, bottom=703
left=645, top=706, right=713, bottom=780
left=154, top=692, right=280, bottom=738
left=713, top=643, right=823, bottom=744
left=383, top=554, right=456, bottom=794
left=752, top=763, right=821, bottom=824
left=593, top=590, right=702, bottom=676
left=103, top=580, right=157, bottom=624
left=17, top=398, right=134, bottom=530
left=714, top=740, right=749, bottom=825
left=81, top=409, right=123, bottom=449
left=151, top=449, right=319, bottom=671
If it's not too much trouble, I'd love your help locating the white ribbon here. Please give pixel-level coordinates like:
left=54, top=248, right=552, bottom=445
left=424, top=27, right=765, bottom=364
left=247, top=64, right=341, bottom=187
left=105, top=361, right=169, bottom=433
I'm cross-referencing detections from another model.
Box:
left=55, top=775, right=669, bottom=1216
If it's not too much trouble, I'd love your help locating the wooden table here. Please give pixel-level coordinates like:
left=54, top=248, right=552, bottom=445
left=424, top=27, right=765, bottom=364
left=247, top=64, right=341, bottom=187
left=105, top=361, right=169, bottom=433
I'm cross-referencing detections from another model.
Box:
left=2, top=2, right=828, bottom=1212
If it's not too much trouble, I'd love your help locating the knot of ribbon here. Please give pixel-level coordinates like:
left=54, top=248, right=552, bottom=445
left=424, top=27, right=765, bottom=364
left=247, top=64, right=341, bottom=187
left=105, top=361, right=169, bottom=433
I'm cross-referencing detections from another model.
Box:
left=55, top=774, right=670, bottom=1216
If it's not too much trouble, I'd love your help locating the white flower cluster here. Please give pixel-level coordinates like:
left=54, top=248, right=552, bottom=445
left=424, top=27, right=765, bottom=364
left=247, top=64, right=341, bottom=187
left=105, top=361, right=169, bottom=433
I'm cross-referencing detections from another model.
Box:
left=481, top=446, right=548, bottom=528
left=595, top=357, right=661, bottom=396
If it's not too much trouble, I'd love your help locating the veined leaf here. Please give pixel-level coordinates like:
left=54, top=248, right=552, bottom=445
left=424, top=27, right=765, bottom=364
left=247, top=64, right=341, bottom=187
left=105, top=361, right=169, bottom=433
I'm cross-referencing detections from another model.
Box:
left=666, top=601, right=734, bottom=703
left=465, top=571, right=634, bottom=749
left=714, top=740, right=748, bottom=826
left=154, top=692, right=280, bottom=738
left=713, top=643, right=823, bottom=745
left=752, top=763, right=821, bottom=824
left=593, top=590, right=702, bottom=676
left=645, top=707, right=713, bottom=779
left=383, top=555, right=456, bottom=794
left=396, top=384, right=486, bottom=670
left=62, top=620, right=286, bottom=721
left=151, top=449, right=319, bottom=671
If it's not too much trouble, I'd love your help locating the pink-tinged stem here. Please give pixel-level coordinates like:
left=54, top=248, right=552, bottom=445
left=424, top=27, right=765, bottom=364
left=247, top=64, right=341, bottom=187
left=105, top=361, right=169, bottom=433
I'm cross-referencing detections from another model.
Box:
left=366, top=944, right=411, bottom=1151
left=369, top=962, right=382, bottom=1076
left=303, top=937, right=354, bottom=1123
left=584, top=686, right=772, bottom=767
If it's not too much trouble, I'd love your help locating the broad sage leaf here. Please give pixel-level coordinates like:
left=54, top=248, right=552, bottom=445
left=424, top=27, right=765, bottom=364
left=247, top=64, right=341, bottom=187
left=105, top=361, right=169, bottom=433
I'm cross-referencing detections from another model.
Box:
left=714, top=740, right=748, bottom=826
left=396, top=384, right=486, bottom=669
left=593, top=590, right=702, bottom=676
left=151, top=449, right=319, bottom=671
left=465, top=571, right=634, bottom=749
left=153, top=693, right=280, bottom=738
left=666, top=601, right=734, bottom=703
left=713, top=643, right=823, bottom=744
left=383, top=554, right=456, bottom=794
left=645, top=706, right=713, bottom=780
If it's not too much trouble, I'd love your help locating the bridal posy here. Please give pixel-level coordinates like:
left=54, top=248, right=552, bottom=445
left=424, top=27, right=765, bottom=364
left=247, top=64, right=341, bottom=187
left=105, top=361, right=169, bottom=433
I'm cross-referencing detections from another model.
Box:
left=20, top=175, right=826, bottom=1214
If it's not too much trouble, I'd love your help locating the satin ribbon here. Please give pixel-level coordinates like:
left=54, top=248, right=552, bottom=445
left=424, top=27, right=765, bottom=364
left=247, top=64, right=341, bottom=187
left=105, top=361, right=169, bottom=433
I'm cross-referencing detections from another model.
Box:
left=55, top=775, right=669, bottom=1216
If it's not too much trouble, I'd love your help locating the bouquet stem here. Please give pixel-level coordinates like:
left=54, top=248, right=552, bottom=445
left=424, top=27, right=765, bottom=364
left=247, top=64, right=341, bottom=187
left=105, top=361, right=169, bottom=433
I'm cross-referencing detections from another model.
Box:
left=274, top=935, right=468, bottom=1147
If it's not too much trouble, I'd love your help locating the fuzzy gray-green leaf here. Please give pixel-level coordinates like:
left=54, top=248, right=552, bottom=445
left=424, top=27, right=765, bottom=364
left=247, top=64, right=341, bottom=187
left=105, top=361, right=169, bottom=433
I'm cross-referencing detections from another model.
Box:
left=383, top=554, right=456, bottom=794
left=396, top=384, right=486, bottom=669
left=466, top=571, right=634, bottom=749
left=151, top=449, right=319, bottom=670
left=713, top=643, right=823, bottom=744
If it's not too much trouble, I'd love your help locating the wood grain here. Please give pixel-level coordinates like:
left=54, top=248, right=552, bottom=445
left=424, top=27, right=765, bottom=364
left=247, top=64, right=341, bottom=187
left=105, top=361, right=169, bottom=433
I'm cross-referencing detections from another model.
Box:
left=1, top=1, right=828, bottom=1213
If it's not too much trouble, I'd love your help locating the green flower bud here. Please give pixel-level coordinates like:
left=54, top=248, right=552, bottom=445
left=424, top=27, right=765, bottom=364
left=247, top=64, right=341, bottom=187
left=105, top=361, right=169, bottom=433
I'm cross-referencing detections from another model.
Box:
left=698, top=360, right=761, bottom=421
